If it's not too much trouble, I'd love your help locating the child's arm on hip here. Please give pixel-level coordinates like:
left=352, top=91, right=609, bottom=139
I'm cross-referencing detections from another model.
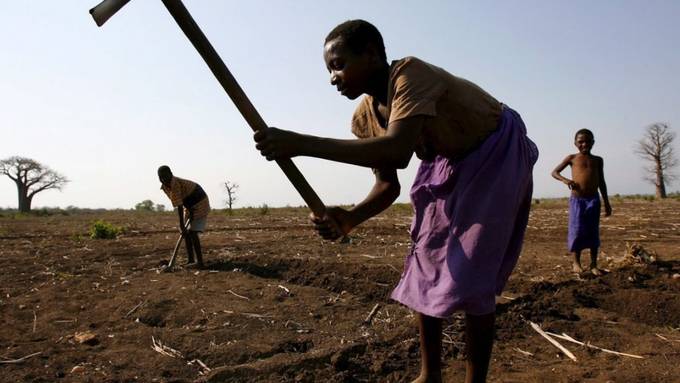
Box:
left=551, top=155, right=576, bottom=189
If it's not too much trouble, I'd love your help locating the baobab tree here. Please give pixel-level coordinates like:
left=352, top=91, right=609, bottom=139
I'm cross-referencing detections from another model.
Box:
left=223, top=180, right=239, bottom=213
left=0, top=156, right=69, bottom=212
left=635, top=123, right=677, bottom=199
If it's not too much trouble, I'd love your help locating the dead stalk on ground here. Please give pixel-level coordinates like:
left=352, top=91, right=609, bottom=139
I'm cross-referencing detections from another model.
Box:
left=150, top=337, right=212, bottom=375
left=227, top=289, right=250, bottom=300
left=241, top=312, right=272, bottom=318
left=125, top=300, right=146, bottom=318
left=277, top=285, right=290, bottom=294
left=0, top=352, right=42, bottom=364
left=151, top=336, right=183, bottom=358
left=363, top=303, right=380, bottom=325
left=528, top=321, right=577, bottom=361
left=656, top=333, right=680, bottom=343
left=514, top=347, right=534, bottom=357
left=188, top=358, right=211, bottom=373
left=545, top=331, right=643, bottom=359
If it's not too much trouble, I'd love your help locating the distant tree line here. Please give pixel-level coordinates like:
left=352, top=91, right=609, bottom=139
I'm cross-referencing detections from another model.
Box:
left=1, top=122, right=677, bottom=214
left=134, top=199, right=166, bottom=212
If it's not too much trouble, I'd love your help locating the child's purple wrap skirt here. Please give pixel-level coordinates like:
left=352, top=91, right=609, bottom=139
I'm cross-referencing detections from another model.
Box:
left=567, top=195, right=601, bottom=252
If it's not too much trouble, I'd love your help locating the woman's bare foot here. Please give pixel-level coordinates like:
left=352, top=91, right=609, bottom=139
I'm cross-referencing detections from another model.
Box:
left=590, top=267, right=603, bottom=276
left=572, top=263, right=584, bottom=273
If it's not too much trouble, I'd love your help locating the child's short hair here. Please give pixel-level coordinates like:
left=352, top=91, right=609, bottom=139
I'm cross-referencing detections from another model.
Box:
left=575, top=129, right=594, bottom=140
left=325, top=19, right=386, bottom=61
left=157, top=165, right=172, bottom=175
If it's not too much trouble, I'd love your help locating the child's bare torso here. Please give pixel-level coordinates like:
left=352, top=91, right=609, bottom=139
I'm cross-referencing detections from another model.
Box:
left=570, top=153, right=602, bottom=197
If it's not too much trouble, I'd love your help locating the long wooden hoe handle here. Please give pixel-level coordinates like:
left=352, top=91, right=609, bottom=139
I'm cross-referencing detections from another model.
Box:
left=158, top=0, right=326, bottom=216
left=166, top=218, right=190, bottom=270
left=166, top=232, right=184, bottom=269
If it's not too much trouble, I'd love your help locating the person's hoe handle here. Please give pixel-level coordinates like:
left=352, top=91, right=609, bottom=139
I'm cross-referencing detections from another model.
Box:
left=89, top=0, right=130, bottom=26
left=165, top=232, right=184, bottom=272
left=164, top=218, right=190, bottom=272
left=88, top=0, right=326, bottom=217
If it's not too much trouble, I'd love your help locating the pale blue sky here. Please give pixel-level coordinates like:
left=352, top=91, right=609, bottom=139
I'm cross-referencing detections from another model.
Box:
left=1, top=1, right=679, bottom=209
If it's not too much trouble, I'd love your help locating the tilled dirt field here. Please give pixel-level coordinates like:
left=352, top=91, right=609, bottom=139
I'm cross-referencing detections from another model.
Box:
left=1, top=199, right=679, bottom=382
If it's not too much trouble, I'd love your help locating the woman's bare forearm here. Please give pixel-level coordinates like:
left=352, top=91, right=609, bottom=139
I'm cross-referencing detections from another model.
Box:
left=349, top=177, right=401, bottom=226
left=298, top=117, right=423, bottom=169
left=299, top=134, right=413, bottom=169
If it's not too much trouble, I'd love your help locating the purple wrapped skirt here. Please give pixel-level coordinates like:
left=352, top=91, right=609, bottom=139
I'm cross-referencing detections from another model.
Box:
left=567, top=195, right=601, bottom=252
left=390, top=106, right=538, bottom=317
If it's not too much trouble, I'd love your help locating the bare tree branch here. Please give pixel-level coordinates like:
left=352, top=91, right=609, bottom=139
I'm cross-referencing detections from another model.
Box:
left=635, top=123, right=677, bottom=198
left=0, top=156, right=69, bottom=212
left=223, top=180, right=239, bottom=212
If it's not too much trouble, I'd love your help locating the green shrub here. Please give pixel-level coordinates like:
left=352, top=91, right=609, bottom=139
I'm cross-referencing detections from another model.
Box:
left=259, top=203, right=269, bottom=215
left=134, top=200, right=155, bottom=211
left=33, top=208, right=52, bottom=217
left=389, top=203, right=413, bottom=214
left=89, top=220, right=123, bottom=239
left=668, top=192, right=680, bottom=200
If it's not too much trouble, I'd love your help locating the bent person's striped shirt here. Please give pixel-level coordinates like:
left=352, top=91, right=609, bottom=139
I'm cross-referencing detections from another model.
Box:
left=161, top=176, right=210, bottom=220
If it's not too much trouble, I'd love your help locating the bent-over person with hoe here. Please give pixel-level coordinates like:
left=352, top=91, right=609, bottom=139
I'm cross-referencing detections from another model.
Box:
left=254, top=19, right=538, bottom=383
left=158, top=165, right=210, bottom=269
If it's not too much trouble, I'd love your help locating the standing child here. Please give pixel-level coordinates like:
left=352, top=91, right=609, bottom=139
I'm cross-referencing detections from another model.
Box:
left=552, top=129, right=612, bottom=275
left=158, top=165, right=210, bottom=268
left=254, top=20, right=538, bottom=382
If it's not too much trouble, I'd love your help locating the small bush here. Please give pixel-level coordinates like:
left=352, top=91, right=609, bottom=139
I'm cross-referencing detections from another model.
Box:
left=89, top=220, right=123, bottom=239
left=33, top=208, right=52, bottom=217
left=389, top=203, right=413, bottom=214
left=259, top=203, right=269, bottom=215
left=134, top=200, right=155, bottom=211
left=9, top=212, right=28, bottom=220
